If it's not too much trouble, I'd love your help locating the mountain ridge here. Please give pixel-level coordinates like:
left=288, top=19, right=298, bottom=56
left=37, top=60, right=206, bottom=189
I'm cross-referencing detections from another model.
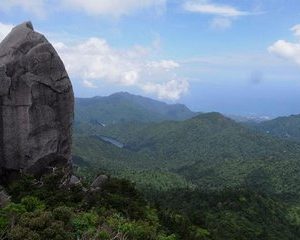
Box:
left=249, top=114, right=300, bottom=142
left=75, top=91, right=197, bottom=124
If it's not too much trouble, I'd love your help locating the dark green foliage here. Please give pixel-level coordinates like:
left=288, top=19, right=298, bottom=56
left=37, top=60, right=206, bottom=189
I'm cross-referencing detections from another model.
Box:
left=0, top=173, right=177, bottom=240
left=85, top=178, right=147, bottom=219
left=2, top=169, right=299, bottom=239
left=156, top=188, right=300, bottom=240
left=20, top=196, right=45, bottom=212
left=7, top=171, right=84, bottom=208
left=52, top=206, right=73, bottom=224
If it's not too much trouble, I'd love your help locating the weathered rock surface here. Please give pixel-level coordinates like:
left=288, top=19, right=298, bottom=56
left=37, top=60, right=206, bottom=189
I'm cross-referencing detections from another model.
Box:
left=0, top=186, right=10, bottom=207
left=0, top=22, right=74, bottom=184
left=69, top=175, right=81, bottom=186
left=91, top=175, right=109, bottom=190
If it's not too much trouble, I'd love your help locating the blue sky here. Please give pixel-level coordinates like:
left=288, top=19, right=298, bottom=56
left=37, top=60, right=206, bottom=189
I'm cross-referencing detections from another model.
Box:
left=0, top=0, right=300, bottom=117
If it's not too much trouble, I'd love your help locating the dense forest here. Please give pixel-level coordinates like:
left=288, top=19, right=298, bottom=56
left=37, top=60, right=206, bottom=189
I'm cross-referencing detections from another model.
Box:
left=73, top=112, right=300, bottom=195
left=1, top=170, right=299, bottom=240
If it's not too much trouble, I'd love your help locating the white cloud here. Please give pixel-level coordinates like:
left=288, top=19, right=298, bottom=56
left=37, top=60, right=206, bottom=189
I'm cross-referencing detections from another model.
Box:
left=122, top=71, right=139, bottom=85
left=291, top=24, right=300, bottom=37
left=268, top=40, right=300, bottom=65
left=0, top=0, right=46, bottom=17
left=0, top=20, right=188, bottom=100
left=183, top=0, right=250, bottom=17
left=83, top=79, right=98, bottom=88
left=211, top=17, right=232, bottom=30
left=141, top=79, right=189, bottom=100
left=54, top=38, right=142, bottom=86
left=268, top=24, right=300, bottom=66
left=0, top=22, right=14, bottom=42
left=0, top=0, right=166, bottom=18
left=148, top=60, right=180, bottom=71
left=183, top=0, right=260, bottom=30
left=61, top=0, right=166, bottom=17
left=54, top=37, right=188, bottom=100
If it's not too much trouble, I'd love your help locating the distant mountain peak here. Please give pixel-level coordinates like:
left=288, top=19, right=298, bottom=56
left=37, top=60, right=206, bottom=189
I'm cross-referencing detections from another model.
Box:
left=75, top=92, right=197, bottom=124
left=109, top=91, right=132, bottom=97
left=191, top=112, right=232, bottom=123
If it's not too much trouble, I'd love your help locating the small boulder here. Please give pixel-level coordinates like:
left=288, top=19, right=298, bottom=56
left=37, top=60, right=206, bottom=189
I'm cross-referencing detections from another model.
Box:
left=69, top=175, right=81, bottom=186
left=90, top=175, right=108, bottom=190
left=0, top=187, right=10, bottom=207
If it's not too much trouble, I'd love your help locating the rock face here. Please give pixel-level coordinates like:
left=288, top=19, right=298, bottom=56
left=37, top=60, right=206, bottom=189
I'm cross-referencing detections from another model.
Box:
left=0, top=22, right=74, bottom=183
left=91, top=175, right=108, bottom=191
left=0, top=186, right=10, bottom=207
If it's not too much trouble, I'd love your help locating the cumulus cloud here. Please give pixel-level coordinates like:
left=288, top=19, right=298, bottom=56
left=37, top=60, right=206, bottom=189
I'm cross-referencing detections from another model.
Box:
left=54, top=37, right=188, bottom=100
left=61, top=0, right=167, bottom=17
left=141, top=79, right=189, bottom=100
left=268, top=24, right=300, bottom=66
left=54, top=38, right=143, bottom=86
left=268, top=41, right=300, bottom=65
left=0, top=22, right=14, bottom=42
left=0, top=21, right=187, bottom=100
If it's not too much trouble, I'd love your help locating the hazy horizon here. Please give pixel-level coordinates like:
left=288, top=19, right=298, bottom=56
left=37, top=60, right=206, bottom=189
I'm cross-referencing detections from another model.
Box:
left=74, top=90, right=297, bottom=119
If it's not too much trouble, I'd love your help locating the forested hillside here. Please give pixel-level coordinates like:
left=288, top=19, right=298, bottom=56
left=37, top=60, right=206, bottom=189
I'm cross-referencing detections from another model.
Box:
left=73, top=112, right=300, bottom=195
left=249, top=114, right=300, bottom=142
left=72, top=95, right=300, bottom=239
left=75, top=92, right=196, bottom=124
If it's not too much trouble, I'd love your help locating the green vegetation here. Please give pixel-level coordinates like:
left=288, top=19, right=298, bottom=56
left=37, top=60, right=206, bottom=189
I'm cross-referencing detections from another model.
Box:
left=1, top=171, right=299, bottom=240
left=73, top=112, right=300, bottom=195
left=156, top=188, right=300, bottom=240
left=0, top=171, right=178, bottom=240
left=249, top=114, right=300, bottom=142
left=75, top=92, right=196, bottom=125
left=71, top=110, right=300, bottom=238
left=4, top=95, right=298, bottom=239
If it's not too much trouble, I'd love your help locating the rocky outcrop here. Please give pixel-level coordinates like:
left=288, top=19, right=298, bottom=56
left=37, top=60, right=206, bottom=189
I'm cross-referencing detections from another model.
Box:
left=0, top=22, right=74, bottom=184
left=69, top=175, right=81, bottom=186
left=90, top=175, right=108, bottom=191
left=0, top=186, right=10, bottom=207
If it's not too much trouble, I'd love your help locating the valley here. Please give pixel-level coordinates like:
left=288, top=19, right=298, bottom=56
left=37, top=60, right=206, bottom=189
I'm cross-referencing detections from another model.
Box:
left=71, top=92, right=300, bottom=239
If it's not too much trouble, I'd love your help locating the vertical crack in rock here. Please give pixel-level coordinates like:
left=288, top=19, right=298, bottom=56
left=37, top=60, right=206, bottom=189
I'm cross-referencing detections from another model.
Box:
left=0, top=22, right=74, bottom=184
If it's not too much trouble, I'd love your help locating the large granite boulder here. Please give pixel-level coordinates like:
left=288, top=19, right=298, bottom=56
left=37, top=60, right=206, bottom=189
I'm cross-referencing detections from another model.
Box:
left=0, top=22, right=74, bottom=184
